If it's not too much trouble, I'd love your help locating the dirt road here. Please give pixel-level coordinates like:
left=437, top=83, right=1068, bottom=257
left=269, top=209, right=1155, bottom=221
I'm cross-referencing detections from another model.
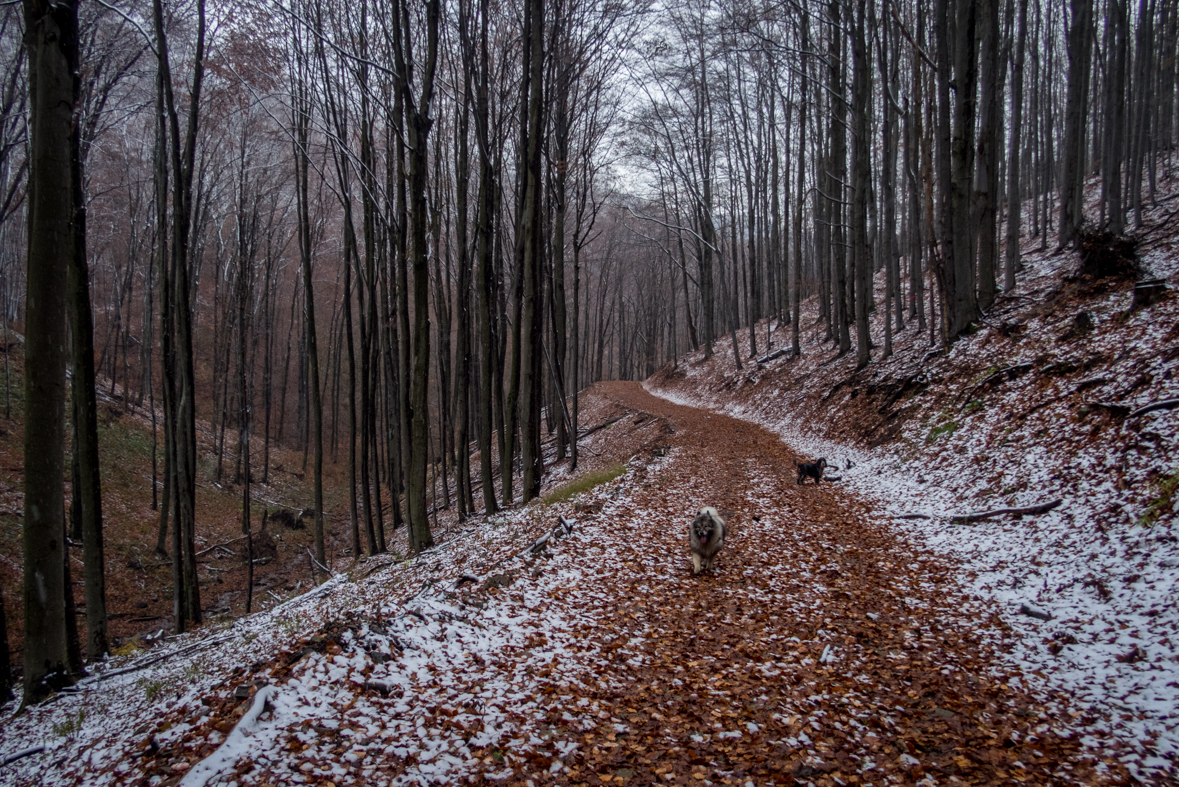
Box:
left=542, top=381, right=1117, bottom=785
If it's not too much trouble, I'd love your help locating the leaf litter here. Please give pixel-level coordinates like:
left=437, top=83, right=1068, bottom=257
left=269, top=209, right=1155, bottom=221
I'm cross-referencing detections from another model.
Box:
left=0, top=380, right=1142, bottom=786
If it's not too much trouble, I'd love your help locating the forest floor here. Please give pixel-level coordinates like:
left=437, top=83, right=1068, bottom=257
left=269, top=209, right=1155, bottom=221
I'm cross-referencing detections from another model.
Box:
left=0, top=381, right=1143, bottom=787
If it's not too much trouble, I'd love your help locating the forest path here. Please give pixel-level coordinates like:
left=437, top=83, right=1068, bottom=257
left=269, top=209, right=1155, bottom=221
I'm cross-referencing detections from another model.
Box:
left=550, top=381, right=1115, bottom=786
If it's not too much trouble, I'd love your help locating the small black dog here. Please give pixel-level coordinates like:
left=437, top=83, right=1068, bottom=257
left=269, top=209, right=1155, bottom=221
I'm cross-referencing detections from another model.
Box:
left=795, top=457, right=827, bottom=485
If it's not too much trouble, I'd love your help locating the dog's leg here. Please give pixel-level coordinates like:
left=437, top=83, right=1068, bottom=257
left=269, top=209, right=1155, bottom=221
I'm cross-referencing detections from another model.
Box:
left=692, top=553, right=702, bottom=575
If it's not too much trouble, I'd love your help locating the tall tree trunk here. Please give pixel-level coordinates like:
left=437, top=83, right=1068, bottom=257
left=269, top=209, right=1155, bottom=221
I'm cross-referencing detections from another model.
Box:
left=792, top=12, right=808, bottom=358
left=851, top=0, right=871, bottom=369
left=153, top=0, right=204, bottom=632
left=22, top=0, right=77, bottom=703
left=69, top=95, right=105, bottom=659
left=975, top=0, right=1001, bottom=312
left=293, top=66, right=325, bottom=570
left=519, top=0, right=545, bottom=502
left=1059, top=0, right=1094, bottom=248
left=828, top=0, right=850, bottom=355
left=1005, top=0, right=1028, bottom=290
left=392, top=0, right=441, bottom=551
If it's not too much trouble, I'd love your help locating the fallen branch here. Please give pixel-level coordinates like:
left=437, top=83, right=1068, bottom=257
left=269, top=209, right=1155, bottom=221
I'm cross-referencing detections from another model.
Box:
left=179, top=685, right=278, bottom=787
left=1088, top=401, right=1131, bottom=417
left=1019, top=603, right=1052, bottom=621
left=895, top=513, right=932, bottom=520
left=756, top=347, right=789, bottom=365
left=961, top=362, right=1034, bottom=402
left=1, top=746, right=45, bottom=767
left=195, top=535, right=249, bottom=558
left=306, top=548, right=335, bottom=577
left=950, top=499, right=1062, bottom=524
left=1127, top=398, right=1179, bottom=419
left=1073, top=376, right=1110, bottom=392
left=576, top=413, right=630, bottom=440
left=1016, top=394, right=1069, bottom=420
left=75, top=634, right=236, bottom=685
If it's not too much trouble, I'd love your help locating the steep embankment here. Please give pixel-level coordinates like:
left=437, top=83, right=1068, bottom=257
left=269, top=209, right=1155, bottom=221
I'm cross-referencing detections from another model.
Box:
left=646, top=182, right=1179, bottom=779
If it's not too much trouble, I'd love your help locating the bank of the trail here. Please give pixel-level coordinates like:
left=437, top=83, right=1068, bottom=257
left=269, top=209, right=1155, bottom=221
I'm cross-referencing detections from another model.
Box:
left=0, top=382, right=1136, bottom=787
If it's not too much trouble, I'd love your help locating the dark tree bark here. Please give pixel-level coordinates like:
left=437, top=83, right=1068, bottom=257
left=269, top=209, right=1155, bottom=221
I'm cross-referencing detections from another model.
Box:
left=465, top=0, right=499, bottom=515
left=792, top=10, right=808, bottom=359
left=519, top=0, right=545, bottom=502
left=851, top=0, right=871, bottom=369
left=153, top=0, right=203, bottom=632
left=390, top=0, right=441, bottom=551
left=69, top=112, right=105, bottom=659
left=822, top=0, right=850, bottom=355
left=22, top=0, right=77, bottom=703
left=1059, top=0, right=1094, bottom=248
left=975, top=0, right=1002, bottom=311
left=1005, top=0, right=1028, bottom=291
left=0, top=584, right=11, bottom=701
left=292, top=42, right=325, bottom=570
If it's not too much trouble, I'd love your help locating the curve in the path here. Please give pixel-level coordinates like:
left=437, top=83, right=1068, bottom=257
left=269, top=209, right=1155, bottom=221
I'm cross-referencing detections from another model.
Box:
left=539, top=381, right=1117, bottom=786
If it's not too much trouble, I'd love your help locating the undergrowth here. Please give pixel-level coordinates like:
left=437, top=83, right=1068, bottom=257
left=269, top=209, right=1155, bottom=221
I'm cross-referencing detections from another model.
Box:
left=542, top=464, right=626, bottom=505
left=1139, top=470, right=1178, bottom=527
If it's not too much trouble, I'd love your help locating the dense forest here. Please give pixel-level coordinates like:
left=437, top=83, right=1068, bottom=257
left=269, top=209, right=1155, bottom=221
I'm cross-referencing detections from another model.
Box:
left=6, top=0, right=1178, bottom=704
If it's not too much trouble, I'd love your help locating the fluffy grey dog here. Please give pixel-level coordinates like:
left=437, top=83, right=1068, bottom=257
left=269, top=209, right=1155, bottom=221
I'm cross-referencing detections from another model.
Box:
left=688, top=506, right=726, bottom=575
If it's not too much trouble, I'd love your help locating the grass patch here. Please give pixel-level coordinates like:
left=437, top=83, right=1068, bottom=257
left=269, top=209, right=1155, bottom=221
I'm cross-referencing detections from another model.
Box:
left=53, top=708, right=85, bottom=738
left=1139, top=470, right=1179, bottom=527
left=136, top=676, right=169, bottom=703
left=542, top=464, right=626, bottom=505
left=926, top=421, right=959, bottom=445
left=98, top=418, right=154, bottom=466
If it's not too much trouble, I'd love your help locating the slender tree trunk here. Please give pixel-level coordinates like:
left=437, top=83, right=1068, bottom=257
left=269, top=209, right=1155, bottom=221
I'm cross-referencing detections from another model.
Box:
left=1059, top=0, right=1094, bottom=247
left=1005, top=0, right=1028, bottom=290
left=793, top=14, right=808, bottom=358
left=975, top=0, right=1002, bottom=311
left=851, top=0, right=871, bottom=369
left=519, top=0, right=545, bottom=502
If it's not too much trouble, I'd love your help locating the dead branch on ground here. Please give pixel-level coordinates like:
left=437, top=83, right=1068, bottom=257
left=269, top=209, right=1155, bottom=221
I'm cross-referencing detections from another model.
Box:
left=951, top=499, right=1063, bottom=524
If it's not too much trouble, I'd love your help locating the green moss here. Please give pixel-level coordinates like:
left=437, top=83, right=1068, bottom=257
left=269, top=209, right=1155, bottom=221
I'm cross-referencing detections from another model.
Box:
left=1139, top=471, right=1179, bottom=527
left=926, top=421, right=959, bottom=445
left=542, top=464, right=627, bottom=505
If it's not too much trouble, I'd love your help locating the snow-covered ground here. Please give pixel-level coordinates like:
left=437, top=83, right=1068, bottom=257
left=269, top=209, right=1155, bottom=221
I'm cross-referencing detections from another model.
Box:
left=0, top=493, right=630, bottom=786
left=647, top=379, right=1178, bottom=779
left=644, top=237, right=1179, bottom=780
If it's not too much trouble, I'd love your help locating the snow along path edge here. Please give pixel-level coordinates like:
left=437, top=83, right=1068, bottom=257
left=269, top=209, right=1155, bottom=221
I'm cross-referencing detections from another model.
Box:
left=643, top=380, right=1179, bottom=780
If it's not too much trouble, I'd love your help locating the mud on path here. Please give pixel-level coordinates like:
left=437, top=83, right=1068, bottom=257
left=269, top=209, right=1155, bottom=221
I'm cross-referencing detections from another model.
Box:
left=544, top=381, right=1123, bottom=786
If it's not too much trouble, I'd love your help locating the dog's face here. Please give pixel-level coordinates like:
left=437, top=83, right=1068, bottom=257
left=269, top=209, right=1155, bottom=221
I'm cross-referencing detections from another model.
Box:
left=692, top=516, right=717, bottom=545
